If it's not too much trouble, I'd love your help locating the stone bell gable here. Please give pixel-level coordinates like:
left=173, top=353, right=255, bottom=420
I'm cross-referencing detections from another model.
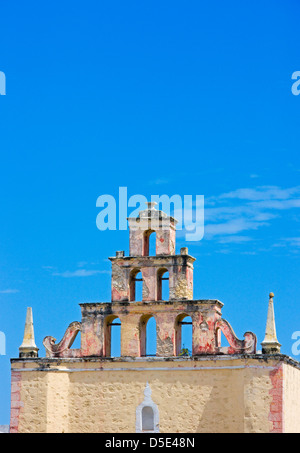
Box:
left=39, top=202, right=257, bottom=359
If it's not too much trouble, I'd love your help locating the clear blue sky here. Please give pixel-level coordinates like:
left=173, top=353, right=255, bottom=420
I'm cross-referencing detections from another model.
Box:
left=1, top=0, right=300, bottom=424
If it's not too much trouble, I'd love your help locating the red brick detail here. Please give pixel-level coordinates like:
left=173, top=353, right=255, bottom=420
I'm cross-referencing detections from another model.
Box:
left=10, top=371, right=22, bottom=433
left=269, top=364, right=284, bottom=433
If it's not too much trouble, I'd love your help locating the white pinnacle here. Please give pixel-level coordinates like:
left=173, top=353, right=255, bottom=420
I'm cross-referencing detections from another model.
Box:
left=19, top=307, right=39, bottom=358
left=261, top=293, right=281, bottom=354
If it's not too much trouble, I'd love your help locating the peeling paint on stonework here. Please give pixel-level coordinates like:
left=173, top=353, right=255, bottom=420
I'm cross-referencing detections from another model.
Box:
left=10, top=371, right=22, bottom=433
left=157, top=335, right=173, bottom=357
left=269, top=364, right=284, bottom=433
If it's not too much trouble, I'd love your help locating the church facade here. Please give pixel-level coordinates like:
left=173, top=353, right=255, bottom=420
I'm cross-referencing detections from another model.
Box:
left=10, top=203, right=300, bottom=433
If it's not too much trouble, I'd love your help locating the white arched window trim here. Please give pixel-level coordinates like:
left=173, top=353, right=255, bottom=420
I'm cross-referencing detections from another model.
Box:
left=136, top=382, right=159, bottom=433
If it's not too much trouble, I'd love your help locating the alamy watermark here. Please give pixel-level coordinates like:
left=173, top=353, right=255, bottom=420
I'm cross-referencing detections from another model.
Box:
left=291, top=71, right=300, bottom=96
left=292, top=331, right=300, bottom=356
left=0, top=331, right=6, bottom=355
left=96, top=188, right=204, bottom=241
left=0, top=71, right=6, bottom=95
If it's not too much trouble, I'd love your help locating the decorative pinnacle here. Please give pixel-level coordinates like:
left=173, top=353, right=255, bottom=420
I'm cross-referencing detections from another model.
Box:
left=144, top=381, right=152, bottom=398
left=143, top=382, right=153, bottom=403
left=146, top=202, right=157, bottom=210
left=19, top=307, right=39, bottom=358
left=261, top=292, right=281, bottom=355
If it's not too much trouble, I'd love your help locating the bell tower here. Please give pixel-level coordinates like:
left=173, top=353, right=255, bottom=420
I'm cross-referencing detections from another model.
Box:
left=43, top=200, right=257, bottom=359
left=109, top=202, right=195, bottom=302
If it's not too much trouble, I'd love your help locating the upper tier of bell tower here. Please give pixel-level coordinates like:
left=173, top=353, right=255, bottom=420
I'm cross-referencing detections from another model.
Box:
left=109, top=202, right=195, bottom=302
left=128, top=202, right=177, bottom=256
left=39, top=202, right=258, bottom=360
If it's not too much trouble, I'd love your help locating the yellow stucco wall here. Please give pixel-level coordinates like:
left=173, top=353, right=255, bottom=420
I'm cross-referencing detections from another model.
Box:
left=283, top=362, right=300, bottom=433
left=10, top=356, right=300, bottom=433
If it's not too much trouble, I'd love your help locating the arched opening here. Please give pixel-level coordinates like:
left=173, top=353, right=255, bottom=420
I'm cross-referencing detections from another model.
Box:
left=157, top=268, right=169, bottom=301
left=215, top=327, right=231, bottom=351
left=143, top=230, right=156, bottom=256
left=175, top=314, right=192, bottom=356
left=149, top=231, right=156, bottom=256
left=142, top=406, right=154, bottom=431
left=140, top=315, right=157, bottom=357
left=129, top=269, right=143, bottom=301
left=104, top=315, right=121, bottom=357
left=71, top=331, right=81, bottom=351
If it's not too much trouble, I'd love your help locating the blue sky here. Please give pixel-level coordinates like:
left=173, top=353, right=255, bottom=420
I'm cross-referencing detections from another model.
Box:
left=1, top=0, right=300, bottom=424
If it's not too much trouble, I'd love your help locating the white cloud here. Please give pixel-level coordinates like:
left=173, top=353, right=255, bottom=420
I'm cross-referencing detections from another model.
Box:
left=52, top=269, right=109, bottom=278
left=218, top=185, right=300, bottom=201
left=0, top=289, right=20, bottom=294
left=249, top=199, right=300, bottom=210
left=217, top=235, right=252, bottom=244
left=205, top=218, right=269, bottom=237
left=281, top=238, right=300, bottom=248
left=200, top=185, right=300, bottom=241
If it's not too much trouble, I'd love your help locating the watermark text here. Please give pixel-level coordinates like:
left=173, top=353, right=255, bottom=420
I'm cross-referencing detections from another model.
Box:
left=292, top=331, right=300, bottom=356
left=0, top=331, right=6, bottom=355
left=0, top=71, right=6, bottom=95
left=291, top=71, right=300, bottom=96
left=96, top=188, right=204, bottom=241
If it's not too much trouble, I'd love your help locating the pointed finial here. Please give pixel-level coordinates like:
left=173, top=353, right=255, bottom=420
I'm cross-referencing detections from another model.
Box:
left=261, top=292, right=281, bottom=354
left=144, top=382, right=152, bottom=399
left=19, top=307, right=39, bottom=358
left=146, top=201, right=157, bottom=210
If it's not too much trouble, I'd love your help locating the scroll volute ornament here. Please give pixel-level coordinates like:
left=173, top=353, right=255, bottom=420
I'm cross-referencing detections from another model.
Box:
left=215, top=318, right=257, bottom=354
left=43, top=321, right=81, bottom=358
